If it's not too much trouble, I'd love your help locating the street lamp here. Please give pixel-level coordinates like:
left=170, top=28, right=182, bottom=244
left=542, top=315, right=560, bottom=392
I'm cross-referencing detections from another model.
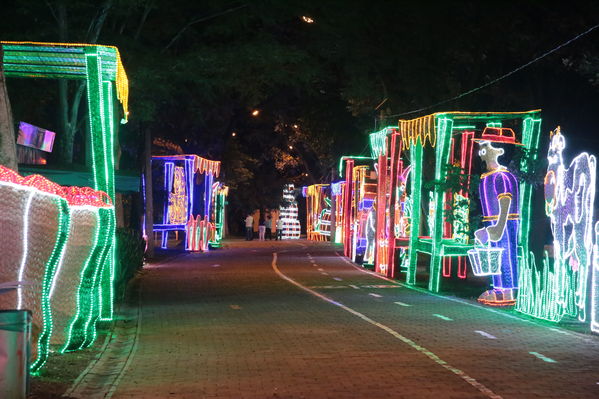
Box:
left=251, top=109, right=260, bottom=117
left=301, top=16, right=314, bottom=23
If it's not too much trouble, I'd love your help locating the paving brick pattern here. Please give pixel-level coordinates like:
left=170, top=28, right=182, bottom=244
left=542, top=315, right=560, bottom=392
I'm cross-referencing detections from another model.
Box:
left=112, top=240, right=599, bottom=398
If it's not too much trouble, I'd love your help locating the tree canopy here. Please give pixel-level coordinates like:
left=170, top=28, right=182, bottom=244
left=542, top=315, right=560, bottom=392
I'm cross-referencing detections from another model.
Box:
left=2, top=0, right=599, bottom=229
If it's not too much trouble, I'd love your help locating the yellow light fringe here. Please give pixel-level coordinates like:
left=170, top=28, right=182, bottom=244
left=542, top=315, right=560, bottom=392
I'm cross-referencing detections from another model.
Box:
left=399, top=114, right=436, bottom=149
left=1, top=41, right=129, bottom=121
left=307, top=184, right=328, bottom=197
left=398, top=110, right=542, bottom=150
left=152, top=155, right=221, bottom=177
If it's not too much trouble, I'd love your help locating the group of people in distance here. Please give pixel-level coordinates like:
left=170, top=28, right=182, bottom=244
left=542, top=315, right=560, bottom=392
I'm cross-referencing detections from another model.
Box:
left=244, top=213, right=284, bottom=241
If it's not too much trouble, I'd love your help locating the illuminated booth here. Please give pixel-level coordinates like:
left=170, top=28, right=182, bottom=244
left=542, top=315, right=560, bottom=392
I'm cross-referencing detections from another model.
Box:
left=0, top=41, right=129, bottom=371
left=210, top=182, right=228, bottom=247
left=338, top=156, right=378, bottom=265
left=368, top=111, right=542, bottom=304
left=304, top=184, right=331, bottom=241
left=152, top=155, right=221, bottom=251
left=330, top=180, right=345, bottom=244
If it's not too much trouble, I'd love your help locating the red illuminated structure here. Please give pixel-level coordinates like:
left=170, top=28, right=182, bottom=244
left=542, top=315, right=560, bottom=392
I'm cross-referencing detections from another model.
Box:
left=338, top=156, right=377, bottom=264
left=369, top=126, right=476, bottom=278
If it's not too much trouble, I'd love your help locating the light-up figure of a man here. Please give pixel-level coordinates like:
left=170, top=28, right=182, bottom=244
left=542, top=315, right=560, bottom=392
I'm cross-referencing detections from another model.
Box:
left=474, top=128, right=521, bottom=305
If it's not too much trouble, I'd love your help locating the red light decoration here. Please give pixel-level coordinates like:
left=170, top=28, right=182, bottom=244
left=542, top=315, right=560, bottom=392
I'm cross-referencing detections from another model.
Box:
left=0, top=165, right=23, bottom=183
left=63, top=186, right=113, bottom=207
left=21, top=174, right=66, bottom=197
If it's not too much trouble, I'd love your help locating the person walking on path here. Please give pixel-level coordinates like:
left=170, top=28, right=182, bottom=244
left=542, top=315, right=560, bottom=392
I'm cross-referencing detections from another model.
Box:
left=258, top=219, right=266, bottom=241
left=275, top=217, right=284, bottom=240
left=245, top=214, right=254, bottom=241
left=265, top=216, right=273, bottom=240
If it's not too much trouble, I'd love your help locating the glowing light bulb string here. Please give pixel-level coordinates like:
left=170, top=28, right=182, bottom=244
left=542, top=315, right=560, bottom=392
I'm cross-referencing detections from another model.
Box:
left=384, top=23, right=599, bottom=119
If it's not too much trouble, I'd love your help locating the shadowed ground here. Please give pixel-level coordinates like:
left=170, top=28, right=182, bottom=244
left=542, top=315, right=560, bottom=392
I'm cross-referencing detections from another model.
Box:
left=108, top=239, right=599, bottom=399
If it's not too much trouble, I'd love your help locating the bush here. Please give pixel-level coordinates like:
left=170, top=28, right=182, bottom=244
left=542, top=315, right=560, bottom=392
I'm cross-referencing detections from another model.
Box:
left=115, top=228, right=145, bottom=301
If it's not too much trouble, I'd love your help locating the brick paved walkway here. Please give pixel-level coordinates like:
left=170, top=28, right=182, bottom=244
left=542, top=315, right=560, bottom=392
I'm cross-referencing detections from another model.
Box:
left=111, top=240, right=599, bottom=398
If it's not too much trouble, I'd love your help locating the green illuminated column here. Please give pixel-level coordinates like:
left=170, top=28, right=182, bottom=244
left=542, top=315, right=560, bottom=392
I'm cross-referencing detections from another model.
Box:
left=85, top=47, right=116, bottom=321
left=100, top=80, right=116, bottom=321
left=518, top=116, right=542, bottom=255
left=429, top=117, right=454, bottom=292
left=62, top=207, right=114, bottom=351
left=407, top=142, right=423, bottom=285
left=30, top=198, right=70, bottom=373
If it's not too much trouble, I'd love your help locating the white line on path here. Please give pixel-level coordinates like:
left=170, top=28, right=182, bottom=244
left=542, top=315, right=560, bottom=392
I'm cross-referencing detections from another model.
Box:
left=394, top=301, right=411, bottom=307
left=474, top=330, right=497, bottom=339
left=369, top=293, right=382, bottom=298
left=317, top=268, right=324, bottom=271
left=321, top=272, right=329, bottom=276
left=272, top=252, right=503, bottom=399
left=549, top=327, right=570, bottom=335
left=349, top=284, right=360, bottom=290
left=333, top=277, right=343, bottom=281
left=308, top=285, right=346, bottom=289
left=432, top=314, right=453, bottom=321
left=529, top=352, right=557, bottom=363
left=333, top=252, right=592, bottom=343
left=211, top=264, right=221, bottom=267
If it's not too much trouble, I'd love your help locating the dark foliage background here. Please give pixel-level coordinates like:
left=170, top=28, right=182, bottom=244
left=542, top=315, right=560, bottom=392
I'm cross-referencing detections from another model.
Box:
left=2, top=0, right=599, bottom=234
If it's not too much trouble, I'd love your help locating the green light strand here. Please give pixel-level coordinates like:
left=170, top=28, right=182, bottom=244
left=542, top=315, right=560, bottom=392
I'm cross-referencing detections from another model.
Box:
left=84, top=209, right=115, bottom=346
left=428, top=117, right=454, bottom=292
left=99, top=77, right=117, bottom=322
left=406, top=143, right=423, bottom=285
left=30, top=197, right=70, bottom=373
left=369, top=130, right=388, bottom=158
left=61, top=207, right=113, bottom=351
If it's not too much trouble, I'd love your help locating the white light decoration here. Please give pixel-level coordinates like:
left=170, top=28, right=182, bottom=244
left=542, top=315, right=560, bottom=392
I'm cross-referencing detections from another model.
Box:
left=280, top=184, right=301, bottom=239
left=517, top=128, right=597, bottom=324
left=592, top=221, right=599, bottom=332
left=544, top=129, right=596, bottom=322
